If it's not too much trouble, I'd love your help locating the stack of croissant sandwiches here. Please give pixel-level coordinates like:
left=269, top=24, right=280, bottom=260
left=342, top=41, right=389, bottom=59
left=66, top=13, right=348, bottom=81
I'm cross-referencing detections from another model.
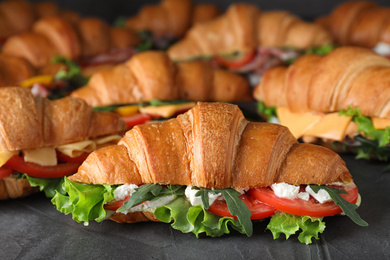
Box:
left=0, top=0, right=370, bottom=246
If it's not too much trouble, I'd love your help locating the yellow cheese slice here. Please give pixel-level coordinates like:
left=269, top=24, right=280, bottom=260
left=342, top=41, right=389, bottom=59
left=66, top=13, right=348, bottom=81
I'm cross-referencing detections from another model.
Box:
left=23, top=147, right=57, bottom=166
left=20, top=75, right=54, bottom=88
left=114, top=105, right=139, bottom=117
left=56, top=140, right=96, bottom=158
left=0, top=150, right=18, bottom=167
left=94, top=135, right=122, bottom=149
left=372, top=117, right=390, bottom=130
left=277, top=107, right=324, bottom=139
left=139, top=102, right=196, bottom=118
left=304, top=112, right=353, bottom=141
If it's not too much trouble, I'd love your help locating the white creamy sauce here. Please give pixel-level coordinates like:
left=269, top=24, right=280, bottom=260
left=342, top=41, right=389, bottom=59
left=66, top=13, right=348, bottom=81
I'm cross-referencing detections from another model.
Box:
left=185, top=186, right=222, bottom=207
left=113, top=184, right=139, bottom=201
left=373, top=42, right=390, bottom=56
left=269, top=116, right=280, bottom=124
left=271, top=182, right=334, bottom=203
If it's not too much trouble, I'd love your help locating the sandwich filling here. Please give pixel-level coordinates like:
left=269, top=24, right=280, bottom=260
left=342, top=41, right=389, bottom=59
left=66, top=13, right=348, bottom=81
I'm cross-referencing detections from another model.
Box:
left=52, top=178, right=367, bottom=245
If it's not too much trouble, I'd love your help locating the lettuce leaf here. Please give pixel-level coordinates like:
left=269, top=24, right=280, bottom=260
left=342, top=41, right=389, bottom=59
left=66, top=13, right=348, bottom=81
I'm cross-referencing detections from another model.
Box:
left=339, top=106, right=390, bottom=160
left=51, top=177, right=115, bottom=225
left=154, top=196, right=246, bottom=237
left=266, top=213, right=326, bottom=245
left=23, top=175, right=65, bottom=198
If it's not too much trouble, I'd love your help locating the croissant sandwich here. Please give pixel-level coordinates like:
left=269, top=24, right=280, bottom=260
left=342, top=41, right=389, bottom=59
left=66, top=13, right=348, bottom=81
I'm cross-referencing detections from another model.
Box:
left=52, top=102, right=367, bottom=244
left=2, top=14, right=141, bottom=75
left=69, top=50, right=252, bottom=125
left=254, top=46, right=390, bottom=160
left=0, top=87, right=128, bottom=200
left=316, top=1, right=390, bottom=57
left=124, top=0, right=220, bottom=48
left=167, top=3, right=333, bottom=83
left=0, top=0, right=79, bottom=45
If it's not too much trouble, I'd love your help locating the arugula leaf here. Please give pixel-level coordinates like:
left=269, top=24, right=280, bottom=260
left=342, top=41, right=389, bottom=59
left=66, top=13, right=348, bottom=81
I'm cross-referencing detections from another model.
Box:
left=304, top=44, right=336, bottom=56
left=112, top=16, right=126, bottom=27
left=92, top=104, right=122, bottom=112
left=310, top=185, right=368, bottom=227
left=117, top=184, right=186, bottom=212
left=136, top=31, right=154, bottom=52
left=214, top=189, right=253, bottom=237
left=195, top=187, right=211, bottom=209
left=267, top=213, right=326, bottom=244
left=257, top=101, right=277, bottom=122
left=23, top=175, right=65, bottom=198
left=118, top=184, right=162, bottom=212
left=149, top=99, right=191, bottom=106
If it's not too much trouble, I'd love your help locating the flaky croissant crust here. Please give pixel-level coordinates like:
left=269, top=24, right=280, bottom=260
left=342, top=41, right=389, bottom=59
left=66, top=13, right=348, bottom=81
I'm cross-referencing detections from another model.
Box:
left=70, top=51, right=253, bottom=107
left=167, top=4, right=332, bottom=60
left=69, top=102, right=352, bottom=189
left=254, top=46, right=390, bottom=118
left=0, top=87, right=127, bottom=151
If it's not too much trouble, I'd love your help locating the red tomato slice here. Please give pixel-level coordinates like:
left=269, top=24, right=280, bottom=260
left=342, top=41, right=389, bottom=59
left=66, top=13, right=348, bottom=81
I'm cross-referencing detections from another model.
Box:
left=0, top=167, right=13, bottom=179
left=214, top=50, right=256, bottom=69
left=104, top=196, right=131, bottom=211
left=122, top=113, right=152, bottom=128
left=56, top=151, right=89, bottom=163
left=208, top=194, right=276, bottom=220
left=4, top=155, right=81, bottom=178
left=248, top=183, right=359, bottom=218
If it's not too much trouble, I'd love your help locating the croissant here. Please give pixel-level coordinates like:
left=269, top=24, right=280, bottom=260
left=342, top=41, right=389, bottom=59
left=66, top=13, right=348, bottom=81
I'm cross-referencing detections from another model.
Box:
left=65, top=102, right=353, bottom=229
left=0, top=54, right=36, bottom=87
left=2, top=15, right=140, bottom=69
left=317, top=1, right=390, bottom=49
left=0, top=0, right=79, bottom=41
left=70, top=51, right=253, bottom=107
left=254, top=46, right=390, bottom=157
left=0, top=87, right=128, bottom=199
left=168, top=4, right=332, bottom=61
left=125, top=0, right=219, bottom=40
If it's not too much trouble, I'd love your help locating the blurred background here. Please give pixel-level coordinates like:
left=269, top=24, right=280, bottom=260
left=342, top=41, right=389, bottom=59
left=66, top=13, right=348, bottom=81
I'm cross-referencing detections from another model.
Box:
left=23, top=0, right=390, bottom=23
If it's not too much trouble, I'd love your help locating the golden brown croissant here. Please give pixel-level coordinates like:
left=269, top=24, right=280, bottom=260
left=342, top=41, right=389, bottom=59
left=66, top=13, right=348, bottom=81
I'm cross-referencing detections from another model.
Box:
left=253, top=46, right=390, bottom=156
left=2, top=15, right=140, bottom=68
left=168, top=4, right=332, bottom=61
left=254, top=46, right=390, bottom=116
left=0, top=0, right=79, bottom=41
left=70, top=51, right=253, bottom=107
left=68, top=102, right=352, bottom=223
left=317, top=1, right=390, bottom=48
left=0, top=54, right=36, bottom=87
left=125, top=0, right=220, bottom=40
left=0, top=87, right=128, bottom=200
left=70, top=102, right=351, bottom=188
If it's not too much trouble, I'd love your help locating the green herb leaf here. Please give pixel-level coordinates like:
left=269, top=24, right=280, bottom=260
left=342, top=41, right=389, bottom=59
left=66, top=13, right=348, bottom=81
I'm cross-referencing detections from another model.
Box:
left=136, top=31, right=154, bottom=52
left=304, top=44, right=336, bottom=56
left=149, top=99, right=190, bottom=106
left=118, top=184, right=162, bottom=212
left=195, top=187, right=211, bottom=209
left=257, top=101, right=277, bottom=122
left=112, top=16, right=126, bottom=27
left=267, top=213, right=326, bottom=244
left=51, top=56, right=89, bottom=91
left=214, top=188, right=253, bottom=237
left=309, top=185, right=368, bottom=227
left=92, top=104, right=122, bottom=112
